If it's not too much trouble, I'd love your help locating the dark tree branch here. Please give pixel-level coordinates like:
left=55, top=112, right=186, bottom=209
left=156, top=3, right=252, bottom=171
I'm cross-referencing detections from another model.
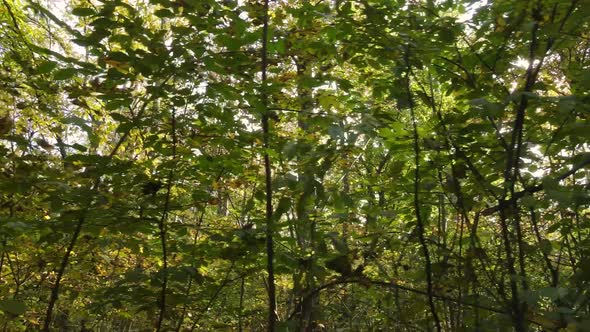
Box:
left=43, top=216, right=84, bottom=332
left=292, top=275, right=552, bottom=327
left=260, top=0, right=277, bottom=330
left=404, top=48, right=442, bottom=332
left=482, top=153, right=590, bottom=216
left=155, top=109, right=178, bottom=331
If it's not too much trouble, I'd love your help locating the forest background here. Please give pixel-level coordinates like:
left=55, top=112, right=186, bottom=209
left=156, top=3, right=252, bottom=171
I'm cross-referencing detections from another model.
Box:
left=0, top=0, right=589, bottom=331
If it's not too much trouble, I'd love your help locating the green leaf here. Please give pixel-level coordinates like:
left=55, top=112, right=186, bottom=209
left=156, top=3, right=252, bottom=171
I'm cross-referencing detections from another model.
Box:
left=537, top=287, right=568, bottom=300
left=520, top=195, right=536, bottom=208
left=154, top=9, right=174, bottom=18
left=110, top=112, right=128, bottom=122
left=36, top=61, right=58, bottom=74
left=105, top=98, right=131, bottom=110
left=277, top=320, right=300, bottom=332
left=273, top=197, right=291, bottom=222
left=325, top=255, right=352, bottom=275
left=71, top=7, right=95, bottom=16
left=272, top=39, right=286, bottom=54
left=71, top=143, right=87, bottom=152
left=123, top=269, right=146, bottom=283
left=0, top=299, right=27, bottom=315
left=53, top=68, right=77, bottom=80
left=545, top=188, right=572, bottom=205
left=539, top=239, right=552, bottom=255
left=61, top=116, right=92, bottom=133
left=318, top=94, right=338, bottom=109
left=547, top=221, right=562, bottom=233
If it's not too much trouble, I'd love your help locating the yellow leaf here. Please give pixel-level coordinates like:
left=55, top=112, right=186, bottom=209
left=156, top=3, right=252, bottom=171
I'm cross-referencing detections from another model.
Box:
left=228, top=179, right=242, bottom=188
left=104, top=59, right=130, bottom=74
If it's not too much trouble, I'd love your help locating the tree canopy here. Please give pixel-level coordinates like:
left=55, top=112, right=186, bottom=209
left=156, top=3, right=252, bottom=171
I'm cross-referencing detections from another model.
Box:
left=0, top=0, right=589, bottom=331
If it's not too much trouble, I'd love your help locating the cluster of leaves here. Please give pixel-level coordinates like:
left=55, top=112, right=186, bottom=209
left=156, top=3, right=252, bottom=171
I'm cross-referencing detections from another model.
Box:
left=0, top=0, right=589, bottom=331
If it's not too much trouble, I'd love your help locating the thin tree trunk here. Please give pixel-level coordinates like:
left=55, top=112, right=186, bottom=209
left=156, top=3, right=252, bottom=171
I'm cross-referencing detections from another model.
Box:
left=155, top=109, right=178, bottom=331
left=239, top=276, right=245, bottom=332
left=404, top=49, right=442, bottom=332
left=260, top=0, right=277, bottom=329
left=43, top=216, right=84, bottom=332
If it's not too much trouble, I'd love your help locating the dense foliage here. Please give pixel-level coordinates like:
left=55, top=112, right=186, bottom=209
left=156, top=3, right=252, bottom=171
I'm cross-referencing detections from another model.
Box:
left=0, top=0, right=589, bottom=330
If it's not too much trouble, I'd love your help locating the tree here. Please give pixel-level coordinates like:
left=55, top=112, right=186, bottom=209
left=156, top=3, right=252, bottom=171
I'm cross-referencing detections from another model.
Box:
left=0, top=0, right=589, bottom=331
